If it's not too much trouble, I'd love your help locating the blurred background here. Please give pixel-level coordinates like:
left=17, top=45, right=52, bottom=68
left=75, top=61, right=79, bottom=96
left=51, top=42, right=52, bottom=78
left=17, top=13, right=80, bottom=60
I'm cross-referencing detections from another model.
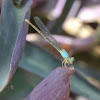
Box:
left=0, top=0, right=100, bottom=100
left=26, top=0, right=100, bottom=100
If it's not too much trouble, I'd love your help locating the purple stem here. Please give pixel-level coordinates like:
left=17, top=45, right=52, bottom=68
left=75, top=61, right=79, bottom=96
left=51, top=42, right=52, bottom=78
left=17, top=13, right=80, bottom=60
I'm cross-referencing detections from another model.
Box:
left=26, top=34, right=94, bottom=52
left=49, top=0, right=67, bottom=19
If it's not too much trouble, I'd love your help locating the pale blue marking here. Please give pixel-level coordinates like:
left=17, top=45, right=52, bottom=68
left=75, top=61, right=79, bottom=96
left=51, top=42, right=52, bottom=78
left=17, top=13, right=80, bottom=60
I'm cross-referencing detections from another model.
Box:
left=60, top=49, right=69, bottom=58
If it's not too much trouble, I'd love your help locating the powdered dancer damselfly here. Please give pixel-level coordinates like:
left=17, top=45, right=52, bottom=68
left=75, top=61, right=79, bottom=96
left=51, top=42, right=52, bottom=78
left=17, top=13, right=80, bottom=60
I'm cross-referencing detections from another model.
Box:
left=25, top=17, right=74, bottom=66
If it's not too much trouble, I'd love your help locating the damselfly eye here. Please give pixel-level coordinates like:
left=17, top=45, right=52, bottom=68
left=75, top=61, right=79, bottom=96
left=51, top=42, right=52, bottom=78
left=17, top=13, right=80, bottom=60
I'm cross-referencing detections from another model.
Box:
left=70, top=57, right=74, bottom=62
left=67, top=57, right=74, bottom=64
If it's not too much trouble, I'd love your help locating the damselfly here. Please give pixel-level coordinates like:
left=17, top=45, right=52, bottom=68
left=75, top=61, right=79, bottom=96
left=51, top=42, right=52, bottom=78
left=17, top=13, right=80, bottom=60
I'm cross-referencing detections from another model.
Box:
left=25, top=17, right=74, bottom=67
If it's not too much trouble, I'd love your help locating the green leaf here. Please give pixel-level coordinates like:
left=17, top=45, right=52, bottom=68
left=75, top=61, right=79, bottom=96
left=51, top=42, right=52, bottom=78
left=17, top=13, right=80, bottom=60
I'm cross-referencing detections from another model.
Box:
left=20, top=42, right=100, bottom=100
left=71, top=71, right=100, bottom=100
left=0, top=0, right=31, bottom=92
left=19, top=42, right=61, bottom=77
left=0, top=67, right=42, bottom=100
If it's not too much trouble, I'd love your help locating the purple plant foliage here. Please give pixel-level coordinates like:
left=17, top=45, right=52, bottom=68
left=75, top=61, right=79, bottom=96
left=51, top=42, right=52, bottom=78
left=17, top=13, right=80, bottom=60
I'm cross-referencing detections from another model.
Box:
left=24, top=66, right=75, bottom=100
left=10, top=10, right=30, bottom=76
left=0, top=0, right=100, bottom=99
left=0, top=0, right=32, bottom=92
left=26, top=34, right=94, bottom=52
left=31, top=0, right=47, bottom=7
left=77, top=0, right=100, bottom=22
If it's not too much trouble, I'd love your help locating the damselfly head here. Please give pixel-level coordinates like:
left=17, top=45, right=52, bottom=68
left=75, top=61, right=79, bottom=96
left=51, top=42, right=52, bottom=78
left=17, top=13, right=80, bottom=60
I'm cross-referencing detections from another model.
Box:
left=68, top=57, right=74, bottom=64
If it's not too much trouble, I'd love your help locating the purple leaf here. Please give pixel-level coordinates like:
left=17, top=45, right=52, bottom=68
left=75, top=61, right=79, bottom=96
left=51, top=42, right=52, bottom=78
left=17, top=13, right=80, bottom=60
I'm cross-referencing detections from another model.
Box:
left=0, top=0, right=32, bottom=92
left=77, top=0, right=100, bottom=22
left=26, top=34, right=94, bottom=52
left=11, top=10, right=30, bottom=76
left=24, top=66, right=75, bottom=100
